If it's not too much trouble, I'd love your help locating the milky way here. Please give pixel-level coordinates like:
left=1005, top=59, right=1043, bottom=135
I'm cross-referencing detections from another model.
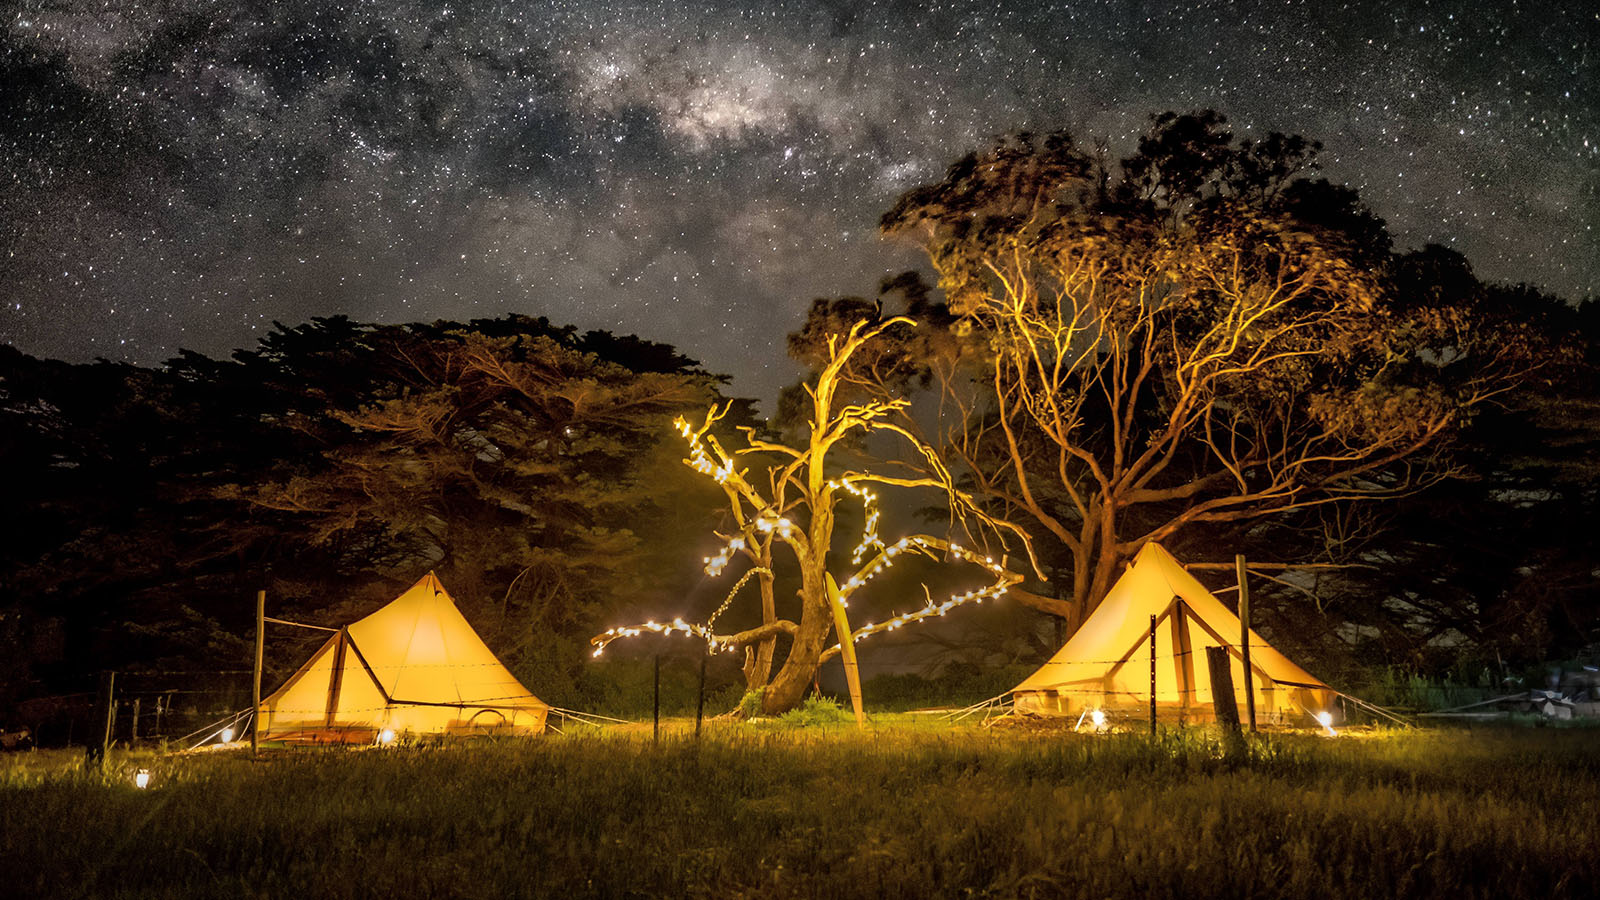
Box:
left=2, top=0, right=1595, bottom=403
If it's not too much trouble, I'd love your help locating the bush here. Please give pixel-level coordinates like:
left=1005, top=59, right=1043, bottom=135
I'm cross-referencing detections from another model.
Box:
left=777, top=695, right=854, bottom=727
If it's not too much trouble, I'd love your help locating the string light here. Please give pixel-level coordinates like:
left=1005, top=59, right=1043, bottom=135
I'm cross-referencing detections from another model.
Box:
left=703, top=536, right=746, bottom=577
left=602, top=401, right=1026, bottom=671
left=706, top=567, right=772, bottom=631
left=829, top=479, right=884, bottom=563
left=822, top=537, right=1017, bottom=653
left=591, top=618, right=722, bottom=656
left=754, top=514, right=794, bottom=538
left=676, top=416, right=734, bottom=485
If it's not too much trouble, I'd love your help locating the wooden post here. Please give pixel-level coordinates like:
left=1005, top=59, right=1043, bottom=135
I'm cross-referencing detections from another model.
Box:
left=1236, top=555, right=1256, bottom=733
left=130, top=698, right=140, bottom=744
left=252, top=589, right=265, bottom=756
left=1206, top=646, right=1242, bottom=730
left=825, top=573, right=867, bottom=729
left=1149, top=614, right=1157, bottom=735
left=652, top=654, right=661, bottom=744
left=87, top=671, right=115, bottom=769
left=693, top=651, right=708, bottom=741
left=1207, top=645, right=1245, bottom=757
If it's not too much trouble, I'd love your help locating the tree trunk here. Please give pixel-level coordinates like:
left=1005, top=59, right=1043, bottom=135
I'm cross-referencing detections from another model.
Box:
left=761, top=577, right=831, bottom=713
left=751, top=569, right=777, bottom=687
left=1065, top=507, right=1122, bottom=635
left=741, top=571, right=779, bottom=692
left=1069, top=509, right=1101, bottom=631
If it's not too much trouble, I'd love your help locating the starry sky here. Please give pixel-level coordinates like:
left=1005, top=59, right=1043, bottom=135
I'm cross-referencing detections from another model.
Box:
left=3, top=0, right=1596, bottom=404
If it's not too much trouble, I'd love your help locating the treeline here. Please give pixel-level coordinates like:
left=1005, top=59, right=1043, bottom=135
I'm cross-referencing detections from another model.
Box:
left=4, top=110, right=1600, bottom=725
left=0, top=315, right=749, bottom=718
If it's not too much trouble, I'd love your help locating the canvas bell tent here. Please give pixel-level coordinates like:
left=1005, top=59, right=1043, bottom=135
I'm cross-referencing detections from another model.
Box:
left=259, top=573, right=548, bottom=743
left=1012, top=543, right=1335, bottom=724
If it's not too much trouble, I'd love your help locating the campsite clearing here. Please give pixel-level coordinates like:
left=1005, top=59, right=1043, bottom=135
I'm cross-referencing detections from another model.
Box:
left=3, top=720, right=1597, bottom=899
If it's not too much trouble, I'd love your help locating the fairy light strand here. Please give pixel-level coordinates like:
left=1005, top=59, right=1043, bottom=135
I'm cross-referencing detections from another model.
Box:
left=824, top=539, right=1020, bottom=656
left=596, top=412, right=1023, bottom=664
left=706, top=566, right=771, bottom=631
left=703, top=535, right=746, bottom=577
left=830, top=478, right=884, bottom=563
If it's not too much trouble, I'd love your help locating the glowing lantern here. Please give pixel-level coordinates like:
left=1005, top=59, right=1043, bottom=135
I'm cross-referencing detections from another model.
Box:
left=1315, top=710, right=1337, bottom=736
left=1090, top=709, right=1107, bottom=731
left=219, top=727, right=234, bottom=743
left=134, top=769, right=150, bottom=789
left=378, top=728, right=396, bottom=746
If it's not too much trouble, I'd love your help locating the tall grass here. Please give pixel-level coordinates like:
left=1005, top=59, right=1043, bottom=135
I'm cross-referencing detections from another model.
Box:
left=3, top=722, right=1597, bottom=899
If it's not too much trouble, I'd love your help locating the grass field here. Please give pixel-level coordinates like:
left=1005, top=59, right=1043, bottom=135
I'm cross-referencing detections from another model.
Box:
left=3, top=716, right=1598, bottom=899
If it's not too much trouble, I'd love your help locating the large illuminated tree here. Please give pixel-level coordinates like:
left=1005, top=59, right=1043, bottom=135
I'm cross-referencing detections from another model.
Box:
left=880, top=113, right=1548, bottom=629
left=592, top=317, right=1027, bottom=719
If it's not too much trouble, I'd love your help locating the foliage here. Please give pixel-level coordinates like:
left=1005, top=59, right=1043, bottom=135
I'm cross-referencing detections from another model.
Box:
left=737, top=688, right=766, bottom=719
left=0, top=315, right=732, bottom=711
left=861, top=662, right=1036, bottom=711
left=774, top=695, right=854, bottom=728
left=878, top=111, right=1562, bottom=630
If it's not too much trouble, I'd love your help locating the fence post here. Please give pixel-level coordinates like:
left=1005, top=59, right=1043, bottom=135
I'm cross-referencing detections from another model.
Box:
left=130, top=698, right=140, bottom=744
left=1237, top=554, right=1256, bottom=733
left=693, top=651, right=708, bottom=741
left=653, top=654, right=661, bottom=744
left=1149, top=614, right=1157, bottom=736
left=1207, top=646, right=1245, bottom=758
left=252, top=589, right=265, bottom=756
left=87, top=671, right=115, bottom=769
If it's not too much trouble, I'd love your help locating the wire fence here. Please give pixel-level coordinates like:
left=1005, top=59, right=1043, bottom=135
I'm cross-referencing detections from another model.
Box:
left=5, top=669, right=263, bottom=750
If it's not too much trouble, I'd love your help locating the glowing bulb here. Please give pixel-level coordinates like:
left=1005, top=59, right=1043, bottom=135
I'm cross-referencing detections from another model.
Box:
left=1315, top=710, right=1337, bottom=736
left=1090, top=709, right=1107, bottom=730
left=134, top=769, right=150, bottom=789
left=378, top=728, right=396, bottom=746
left=219, top=727, right=234, bottom=743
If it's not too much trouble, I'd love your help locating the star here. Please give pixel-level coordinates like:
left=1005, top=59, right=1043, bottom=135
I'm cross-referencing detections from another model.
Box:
left=0, top=0, right=1593, bottom=405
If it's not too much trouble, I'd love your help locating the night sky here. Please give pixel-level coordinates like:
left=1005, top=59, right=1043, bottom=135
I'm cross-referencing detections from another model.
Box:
left=3, top=1, right=1595, bottom=404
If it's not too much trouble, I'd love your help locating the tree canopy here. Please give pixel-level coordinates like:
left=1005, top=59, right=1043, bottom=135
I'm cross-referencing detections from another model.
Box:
left=879, top=111, right=1560, bottom=628
left=0, top=315, right=732, bottom=712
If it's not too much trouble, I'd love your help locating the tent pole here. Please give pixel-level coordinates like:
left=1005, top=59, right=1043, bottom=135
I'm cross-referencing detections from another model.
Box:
left=1170, top=601, right=1195, bottom=722
left=252, top=589, right=265, bottom=756
left=1149, top=614, right=1157, bottom=735
left=1236, top=555, right=1256, bottom=733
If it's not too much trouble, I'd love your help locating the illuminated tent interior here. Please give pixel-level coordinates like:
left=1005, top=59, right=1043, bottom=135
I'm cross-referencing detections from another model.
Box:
left=259, top=573, right=548, bottom=743
left=1012, top=543, right=1335, bottom=724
